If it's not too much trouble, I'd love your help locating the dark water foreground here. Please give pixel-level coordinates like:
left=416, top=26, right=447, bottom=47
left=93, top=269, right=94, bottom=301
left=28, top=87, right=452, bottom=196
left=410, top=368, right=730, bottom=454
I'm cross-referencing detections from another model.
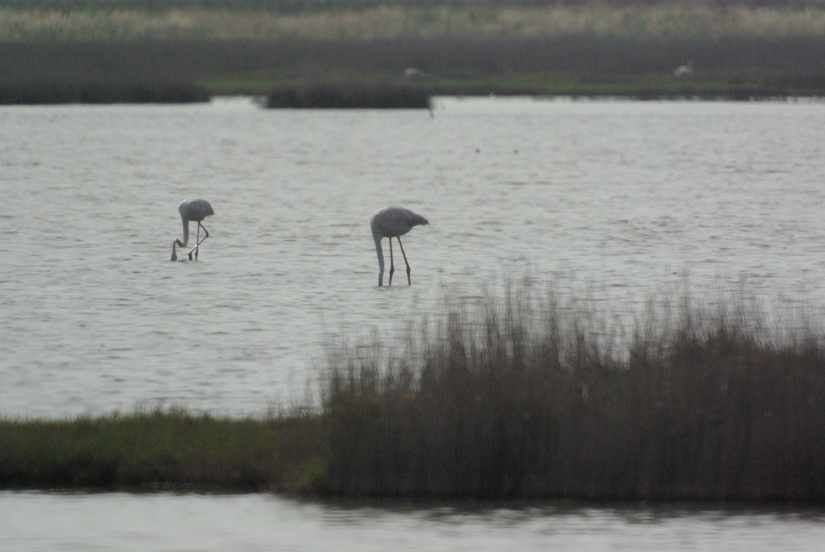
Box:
left=3, top=288, right=824, bottom=502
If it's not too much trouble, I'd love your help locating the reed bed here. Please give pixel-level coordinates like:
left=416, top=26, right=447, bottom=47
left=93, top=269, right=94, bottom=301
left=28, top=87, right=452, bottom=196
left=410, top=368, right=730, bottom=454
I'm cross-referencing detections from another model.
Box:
left=0, top=407, right=323, bottom=491
left=265, top=82, right=431, bottom=109
left=3, top=2, right=825, bottom=41
left=4, top=1, right=825, bottom=101
left=0, top=79, right=208, bottom=104
left=318, top=280, right=825, bottom=500
left=4, top=36, right=825, bottom=103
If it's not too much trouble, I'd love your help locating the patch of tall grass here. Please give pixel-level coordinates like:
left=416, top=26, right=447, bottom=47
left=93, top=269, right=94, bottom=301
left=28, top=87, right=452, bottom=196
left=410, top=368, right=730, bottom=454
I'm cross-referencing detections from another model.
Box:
left=265, top=82, right=431, bottom=108
left=0, top=406, right=323, bottom=491
left=3, top=2, right=825, bottom=41
left=318, top=279, right=825, bottom=500
left=0, top=79, right=208, bottom=104
left=4, top=37, right=825, bottom=102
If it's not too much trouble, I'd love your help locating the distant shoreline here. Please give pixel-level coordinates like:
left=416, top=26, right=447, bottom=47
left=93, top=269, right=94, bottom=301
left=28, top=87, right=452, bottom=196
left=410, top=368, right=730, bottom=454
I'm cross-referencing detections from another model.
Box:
left=3, top=1, right=825, bottom=104
left=3, top=36, right=825, bottom=104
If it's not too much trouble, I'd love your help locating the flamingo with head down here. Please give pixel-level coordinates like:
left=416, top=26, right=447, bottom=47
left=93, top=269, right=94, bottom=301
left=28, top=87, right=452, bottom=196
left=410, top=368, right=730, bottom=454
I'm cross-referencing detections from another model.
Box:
left=171, top=198, right=214, bottom=261
left=370, top=206, right=429, bottom=286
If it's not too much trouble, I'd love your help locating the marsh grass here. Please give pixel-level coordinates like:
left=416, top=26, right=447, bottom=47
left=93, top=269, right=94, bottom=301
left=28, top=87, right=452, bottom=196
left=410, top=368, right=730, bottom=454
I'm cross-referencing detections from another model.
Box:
left=2, top=281, right=825, bottom=499
left=4, top=35, right=825, bottom=103
left=5, top=2, right=825, bottom=102
left=4, top=2, right=825, bottom=41
left=318, top=280, right=825, bottom=500
left=265, top=82, right=431, bottom=108
left=0, top=406, right=324, bottom=491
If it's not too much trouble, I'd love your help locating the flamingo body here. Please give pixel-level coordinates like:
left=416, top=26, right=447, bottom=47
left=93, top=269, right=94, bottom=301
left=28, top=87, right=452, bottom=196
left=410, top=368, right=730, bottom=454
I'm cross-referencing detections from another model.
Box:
left=371, top=206, right=429, bottom=286
left=171, top=198, right=214, bottom=261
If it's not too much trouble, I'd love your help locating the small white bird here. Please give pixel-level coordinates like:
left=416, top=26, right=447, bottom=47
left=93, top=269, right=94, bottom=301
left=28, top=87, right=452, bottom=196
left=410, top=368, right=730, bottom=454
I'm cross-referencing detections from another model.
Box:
left=171, top=198, right=214, bottom=261
left=370, top=206, right=429, bottom=286
left=404, top=67, right=424, bottom=80
left=674, top=59, right=694, bottom=78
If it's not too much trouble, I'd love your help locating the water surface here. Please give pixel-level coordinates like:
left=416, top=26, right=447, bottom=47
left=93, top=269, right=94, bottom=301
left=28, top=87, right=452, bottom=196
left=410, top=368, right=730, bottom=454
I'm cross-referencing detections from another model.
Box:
left=3, top=96, right=825, bottom=549
left=2, top=492, right=824, bottom=552
left=3, top=97, right=825, bottom=417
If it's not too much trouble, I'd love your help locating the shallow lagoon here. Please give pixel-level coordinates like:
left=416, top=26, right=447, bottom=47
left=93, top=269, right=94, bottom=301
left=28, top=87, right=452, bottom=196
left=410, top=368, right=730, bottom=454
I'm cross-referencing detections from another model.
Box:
left=3, top=96, right=825, bottom=418
left=2, top=97, right=825, bottom=548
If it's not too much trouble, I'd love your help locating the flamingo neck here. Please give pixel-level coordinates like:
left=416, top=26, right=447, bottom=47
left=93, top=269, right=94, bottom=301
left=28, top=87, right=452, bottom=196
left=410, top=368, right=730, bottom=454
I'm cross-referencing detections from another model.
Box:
left=178, top=218, right=190, bottom=247
left=374, top=235, right=385, bottom=286
left=171, top=219, right=190, bottom=261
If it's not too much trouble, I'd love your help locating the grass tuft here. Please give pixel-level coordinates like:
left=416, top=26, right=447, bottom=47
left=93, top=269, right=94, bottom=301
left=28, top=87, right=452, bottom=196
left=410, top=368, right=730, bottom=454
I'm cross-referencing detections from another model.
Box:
left=317, top=280, right=825, bottom=500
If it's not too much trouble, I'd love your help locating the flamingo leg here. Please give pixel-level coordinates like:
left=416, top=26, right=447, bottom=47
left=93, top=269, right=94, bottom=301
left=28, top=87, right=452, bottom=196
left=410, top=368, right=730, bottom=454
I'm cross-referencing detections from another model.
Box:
left=397, top=236, right=411, bottom=285
left=388, top=237, right=395, bottom=286
left=188, top=223, right=209, bottom=261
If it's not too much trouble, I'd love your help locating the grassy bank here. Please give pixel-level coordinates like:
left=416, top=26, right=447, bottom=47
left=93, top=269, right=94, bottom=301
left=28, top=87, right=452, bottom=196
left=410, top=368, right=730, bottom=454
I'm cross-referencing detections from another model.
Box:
left=3, top=2, right=825, bottom=102
left=4, top=36, right=825, bottom=104
left=0, top=80, right=209, bottom=104
left=4, top=282, right=825, bottom=501
left=3, top=1, right=825, bottom=41
left=0, top=407, right=324, bottom=491
left=264, top=82, right=431, bottom=109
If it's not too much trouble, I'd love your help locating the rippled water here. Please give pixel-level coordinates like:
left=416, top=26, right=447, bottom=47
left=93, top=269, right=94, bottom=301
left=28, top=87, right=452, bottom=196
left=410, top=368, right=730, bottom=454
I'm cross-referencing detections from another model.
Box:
left=3, top=97, right=825, bottom=548
left=2, top=491, right=825, bottom=552
left=3, top=97, right=825, bottom=417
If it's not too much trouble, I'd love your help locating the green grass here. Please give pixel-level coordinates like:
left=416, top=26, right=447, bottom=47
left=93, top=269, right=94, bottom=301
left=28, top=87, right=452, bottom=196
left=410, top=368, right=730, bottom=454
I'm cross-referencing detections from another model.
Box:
left=264, top=82, right=431, bottom=109
left=0, top=80, right=209, bottom=104
left=5, top=37, right=825, bottom=104
left=3, top=280, right=825, bottom=501
left=0, top=407, right=324, bottom=492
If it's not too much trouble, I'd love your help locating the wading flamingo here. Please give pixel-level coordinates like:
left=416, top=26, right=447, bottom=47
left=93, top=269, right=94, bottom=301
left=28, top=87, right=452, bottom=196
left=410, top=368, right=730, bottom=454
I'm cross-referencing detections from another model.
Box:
left=171, top=198, right=214, bottom=261
left=371, top=206, right=429, bottom=286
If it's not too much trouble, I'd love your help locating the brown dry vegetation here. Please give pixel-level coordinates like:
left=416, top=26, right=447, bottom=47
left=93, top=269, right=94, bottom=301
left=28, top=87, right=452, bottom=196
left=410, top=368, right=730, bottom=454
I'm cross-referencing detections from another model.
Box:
left=3, top=2, right=825, bottom=41
left=2, top=1, right=825, bottom=102
left=317, top=282, right=825, bottom=500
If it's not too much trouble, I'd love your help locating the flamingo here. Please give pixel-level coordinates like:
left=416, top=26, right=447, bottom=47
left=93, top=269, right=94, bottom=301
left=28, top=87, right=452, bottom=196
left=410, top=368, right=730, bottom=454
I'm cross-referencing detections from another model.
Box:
left=371, top=206, right=429, bottom=286
left=171, top=198, right=214, bottom=261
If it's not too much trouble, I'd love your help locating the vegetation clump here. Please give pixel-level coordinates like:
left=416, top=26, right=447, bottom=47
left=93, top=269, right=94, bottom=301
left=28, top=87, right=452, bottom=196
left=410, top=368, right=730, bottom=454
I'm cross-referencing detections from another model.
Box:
left=317, top=282, right=825, bottom=500
left=0, top=79, right=208, bottom=105
left=265, top=82, right=431, bottom=109
left=0, top=407, right=323, bottom=491
left=3, top=2, right=825, bottom=101
left=5, top=280, right=823, bottom=501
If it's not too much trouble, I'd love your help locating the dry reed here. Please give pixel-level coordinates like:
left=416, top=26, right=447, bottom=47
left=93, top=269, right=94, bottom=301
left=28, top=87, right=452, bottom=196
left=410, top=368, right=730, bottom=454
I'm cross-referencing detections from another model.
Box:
left=3, top=3, right=825, bottom=41
left=318, top=279, right=825, bottom=500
